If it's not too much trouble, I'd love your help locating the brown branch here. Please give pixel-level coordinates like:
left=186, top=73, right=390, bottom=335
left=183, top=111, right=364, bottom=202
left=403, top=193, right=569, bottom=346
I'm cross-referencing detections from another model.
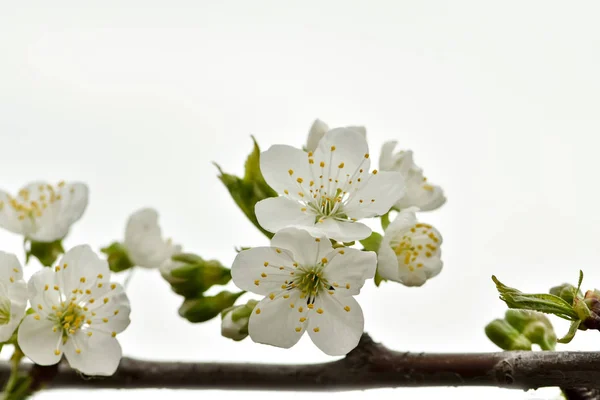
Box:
left=4, top=334, right=600, bottom=392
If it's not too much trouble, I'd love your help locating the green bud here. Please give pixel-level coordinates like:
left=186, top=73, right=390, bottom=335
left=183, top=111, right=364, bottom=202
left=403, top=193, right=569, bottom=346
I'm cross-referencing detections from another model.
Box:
left=214, top=137, right=277, bottom=238
left=26, top=239, right=64, bottom=267
left=220, top=299, right=258, bottom=341
left=161, top=254, right=231, bottom=299
left=503, top=310, right=557, bottom=350
left=179, top=291, right=245, bottom=323
left=100, top=242, right=134, bottom=273
left=485, top=319, right=532, bottom=351
left=549, top=283, right=581, bottom=305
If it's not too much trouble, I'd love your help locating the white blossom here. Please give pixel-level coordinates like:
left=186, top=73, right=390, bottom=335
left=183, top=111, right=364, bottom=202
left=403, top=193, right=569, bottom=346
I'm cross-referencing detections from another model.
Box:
left=0, top=252, right=27, bottom=342
left=0, top=181, right=88, bottom=242
left=380, top=141, right=445, bottom=211
left=124, top=208, right=181, bottom=269
left=231, top=227, right=376, bottom=355
left=256, top=128, right=405, bottom=242
left=377, top=208, right=443, bottom=287
left=305, top=119, right=367, bottom=153
left=18, top=245, right=131, bottom=376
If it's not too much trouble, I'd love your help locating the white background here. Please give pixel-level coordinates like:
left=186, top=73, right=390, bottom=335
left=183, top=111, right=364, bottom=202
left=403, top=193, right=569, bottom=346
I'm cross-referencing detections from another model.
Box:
left=1, top=1, right=599, bottom=399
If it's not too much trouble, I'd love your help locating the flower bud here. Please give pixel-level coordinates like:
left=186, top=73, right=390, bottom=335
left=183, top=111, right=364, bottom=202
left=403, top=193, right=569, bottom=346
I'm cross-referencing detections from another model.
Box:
left=26, top=240, right=64, bottom=267
left=220, top=300, right=258, bottom=341
left=161, top=254, right=231, bottom=299
left=100, top=242, right=134, bottom=273
left=485, top=319, right=532, bottom=351
left=581, top=290, right=600, bottom=330
left=178, top=291, right=244, bottom=323
left=549, top=283, right=581, bottom=305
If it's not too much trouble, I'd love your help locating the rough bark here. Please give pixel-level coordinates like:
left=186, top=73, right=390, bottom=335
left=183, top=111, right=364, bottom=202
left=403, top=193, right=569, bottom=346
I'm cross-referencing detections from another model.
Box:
left=2, top=334, right=599, bottom=393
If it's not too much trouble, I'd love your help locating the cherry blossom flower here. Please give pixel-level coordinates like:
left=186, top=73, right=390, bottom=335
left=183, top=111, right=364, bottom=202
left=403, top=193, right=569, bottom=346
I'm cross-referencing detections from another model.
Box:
left=256, top=129, right=404, bottom=242
left=124, top=208, right=181, bottom=268
left=0, top=181, right=88, bottom=242
left=231, top=228, right=376, bottom=355
left=377, top=208, right=443, bottom=287
left=18, top=245, right=131, bottom=376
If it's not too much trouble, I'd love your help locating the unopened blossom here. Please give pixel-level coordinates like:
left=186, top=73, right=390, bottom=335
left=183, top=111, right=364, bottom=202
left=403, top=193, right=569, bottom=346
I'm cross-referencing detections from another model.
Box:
left=18, top=245, right=131, bottom=376
left=231, top=228, right=376, bottom=355
left=256, top=128, right=405, bottom=242
left=305, top=119, right=367, bottom=153
left=124, top=208, right=181, bottom=269
left=0, top=252, right=27, bottom=342
left=377, top=208, right=443, bottom=287
left=0, top=181, right=88, bottom=242
left=380, top=141, right=445, bottom=211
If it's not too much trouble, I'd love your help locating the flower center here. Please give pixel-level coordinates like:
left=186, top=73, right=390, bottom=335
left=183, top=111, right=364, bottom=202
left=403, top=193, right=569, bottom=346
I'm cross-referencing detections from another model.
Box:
left=392, top=223, right=440, bottom=272
left=52, top=301, right=87, bottom=338
left=0, top=295, right=11, bottom=326
left=293, top=264, right=330, bottom=303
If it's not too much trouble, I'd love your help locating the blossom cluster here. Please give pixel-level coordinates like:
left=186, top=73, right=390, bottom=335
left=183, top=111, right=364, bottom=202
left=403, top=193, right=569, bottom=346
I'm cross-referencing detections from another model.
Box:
left=230, top=119, right=446, bottom=355
left=0, top=182, right=131, bottom=376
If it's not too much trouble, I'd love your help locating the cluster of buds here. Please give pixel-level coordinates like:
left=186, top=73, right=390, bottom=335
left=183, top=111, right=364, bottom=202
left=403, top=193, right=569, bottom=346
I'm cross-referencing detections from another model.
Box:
left=486, top=309, right=557, bottom=351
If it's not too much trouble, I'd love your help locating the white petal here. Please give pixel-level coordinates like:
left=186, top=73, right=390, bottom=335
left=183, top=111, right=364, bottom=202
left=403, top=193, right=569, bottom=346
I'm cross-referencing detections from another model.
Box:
left=383, top=209, right=418, bottom=239
left=307, top=295, right=363, bottom=356
left=323, top=248, right=376, bottom=296
left=0, top=279, right=27, bottom=342
left=376, top=242, right=400, bottom=281
left=0, top=251, right=24, bottom=283
left=56, top=245, right=110, bottom=295
left=87, top=284, right=131, bottom=334
left=345, top=171, right=405, bottom=219
left=18, top=314, right=62, bottom=365
left=395, top=181, right=446, bottom=212
left=346, top=126, right=367, bottom=138
left=248, top=290, right=308, bottom=349
left=307, top=218, right=372, bottom=242
left=27, top=181, right=89, bottom=242
left=231, top=247, right=296, bottom=296
left=306, top=119, right=329, bottom=152
left=311, top=128, right=371, bottom=189
left=260, top=144, right=314, bottom=202
left=254, top=197, right=315, bottom=234
left=379, top=141, right=404, bottom=172
left=64, top=333, right=122, bottom=376
left=27, top=267, right=60, bottom=311
left=269, top=227, right=332, bottom=267
left=0, top=190, right=26, bottom=235
left=124, top=208, right=178, bottom=268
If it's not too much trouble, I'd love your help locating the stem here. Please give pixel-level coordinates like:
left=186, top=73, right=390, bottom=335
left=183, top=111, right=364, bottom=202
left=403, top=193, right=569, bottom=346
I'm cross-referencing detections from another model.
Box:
left=0, top=334, right=597, bottom=392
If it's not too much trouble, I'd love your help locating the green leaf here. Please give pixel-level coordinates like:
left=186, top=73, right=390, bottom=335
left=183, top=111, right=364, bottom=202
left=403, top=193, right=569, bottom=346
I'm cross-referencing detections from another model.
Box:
left=492, top=275, right=579, bottom=321
left=100, top=242, right=134, bottom=273
left=26, top=240, right=64, bottom=267
left=380, top=212, right=391, bottom=231
left=374, top=269, right=386, bottom=287
left=557, top=320, right=581, bottom=344
left=576, top=270, right=584, bottom=295
left=360, top=232, right=383, bottom=252
left=214, top=163, right=274, bottom=238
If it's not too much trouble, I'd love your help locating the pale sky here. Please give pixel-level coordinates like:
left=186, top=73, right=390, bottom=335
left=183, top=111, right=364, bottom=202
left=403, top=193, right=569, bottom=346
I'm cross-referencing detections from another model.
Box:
left=1, top=1, right=599, bottom=399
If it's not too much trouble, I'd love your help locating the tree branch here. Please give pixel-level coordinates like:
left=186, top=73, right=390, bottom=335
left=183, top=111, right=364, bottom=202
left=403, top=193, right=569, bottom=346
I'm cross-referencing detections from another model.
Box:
left=5, top=334, right=600, bottom=392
